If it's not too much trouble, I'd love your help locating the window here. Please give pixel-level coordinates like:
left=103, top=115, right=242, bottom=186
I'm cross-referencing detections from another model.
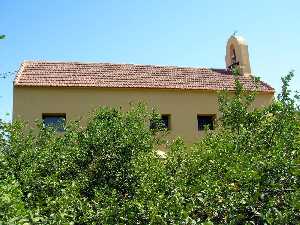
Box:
left=161, top=114, right=170, bottom=130
left=150, top=114, right=171, bottom=130
left=230, top=45, right=237, bottom=64
left=228, top=44, right=240, bottom=69
left=197, top=115, right=214, bottom=131
left=42, top=113, right=66, bottom=132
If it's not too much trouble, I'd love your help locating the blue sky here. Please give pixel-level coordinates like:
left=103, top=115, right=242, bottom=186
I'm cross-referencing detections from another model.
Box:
left=1, top=0, right=299, bottom=121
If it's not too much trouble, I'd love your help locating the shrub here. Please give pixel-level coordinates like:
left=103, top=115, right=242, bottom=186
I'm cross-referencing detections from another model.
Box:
left=0, top=72, right=299, bottom=224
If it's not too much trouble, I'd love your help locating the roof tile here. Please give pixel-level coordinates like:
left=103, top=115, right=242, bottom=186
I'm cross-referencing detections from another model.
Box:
left=14, top=61, right=274, bottom=92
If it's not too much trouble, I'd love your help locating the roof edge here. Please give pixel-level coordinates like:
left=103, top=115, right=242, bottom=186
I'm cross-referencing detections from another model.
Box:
left=13, top=83, right=275, bottom=93
left=18, top=60, right=230, bottom=71
left=14, top=61, right=28, bottom=85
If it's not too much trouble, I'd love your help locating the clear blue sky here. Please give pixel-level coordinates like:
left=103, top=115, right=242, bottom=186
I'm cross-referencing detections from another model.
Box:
left=1, top=0, right=299, bottom=121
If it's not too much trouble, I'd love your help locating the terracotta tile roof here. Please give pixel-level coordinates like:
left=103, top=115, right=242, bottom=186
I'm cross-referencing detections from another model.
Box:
left=14, top=61, right=274, bottom=92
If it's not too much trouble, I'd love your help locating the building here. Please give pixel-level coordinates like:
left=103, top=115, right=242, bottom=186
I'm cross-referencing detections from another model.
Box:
left=13, top=35, right=274, bottom=143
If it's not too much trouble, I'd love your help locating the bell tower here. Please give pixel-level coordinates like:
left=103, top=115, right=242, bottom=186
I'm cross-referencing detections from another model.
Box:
left=225, top=35, right=251, bottom=76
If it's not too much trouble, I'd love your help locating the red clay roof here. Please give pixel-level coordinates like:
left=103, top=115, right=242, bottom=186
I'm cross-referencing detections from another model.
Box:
left=14, top=61, right=274, bottom=92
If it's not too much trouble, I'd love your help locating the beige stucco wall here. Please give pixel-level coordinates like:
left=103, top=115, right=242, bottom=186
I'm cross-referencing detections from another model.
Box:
left=13, top=87, right=273, bottom=143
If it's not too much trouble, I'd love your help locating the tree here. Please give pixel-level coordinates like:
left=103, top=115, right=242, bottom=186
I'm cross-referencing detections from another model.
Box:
left=0, top=72, right=299, bottom=224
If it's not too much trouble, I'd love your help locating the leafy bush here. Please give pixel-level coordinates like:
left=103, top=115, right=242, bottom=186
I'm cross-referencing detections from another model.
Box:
left=0, top=72, right=299, bottom=224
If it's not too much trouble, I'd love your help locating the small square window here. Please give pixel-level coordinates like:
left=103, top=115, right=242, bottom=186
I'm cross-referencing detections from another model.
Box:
left=42, top=113, right=66, bottom=132
left=197, top=115, right=214, bottom=131
left=150, top=114, right=171, bottom=130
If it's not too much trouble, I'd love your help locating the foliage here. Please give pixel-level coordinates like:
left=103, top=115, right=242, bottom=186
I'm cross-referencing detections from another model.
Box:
left=0, top=72, right=299, bottom=224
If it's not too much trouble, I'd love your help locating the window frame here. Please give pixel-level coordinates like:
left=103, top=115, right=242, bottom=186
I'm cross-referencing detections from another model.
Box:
left=197, top=114, right=215, bottom=131
left=161, top=114, right=171, bottom=130
left=150, top=114, right=171, bottom=130
left=42, top=113, right=66, bottom=132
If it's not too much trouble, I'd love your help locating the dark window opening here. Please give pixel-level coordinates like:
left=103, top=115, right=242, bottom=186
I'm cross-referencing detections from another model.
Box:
left=150, top=114, right=171, bottom=130
left=42, top=113, right=66, bottom=132
left=231, top=48, right=237, bottom=64
left=228, top=44, right=240, bottom=70
left=161, top=114, right=170, bottom=129
left=197, top=115, right=214, bottom=131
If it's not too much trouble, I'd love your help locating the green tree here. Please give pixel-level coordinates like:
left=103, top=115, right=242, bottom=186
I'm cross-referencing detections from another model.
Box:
left=0, top=71, right=299, bottom=224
